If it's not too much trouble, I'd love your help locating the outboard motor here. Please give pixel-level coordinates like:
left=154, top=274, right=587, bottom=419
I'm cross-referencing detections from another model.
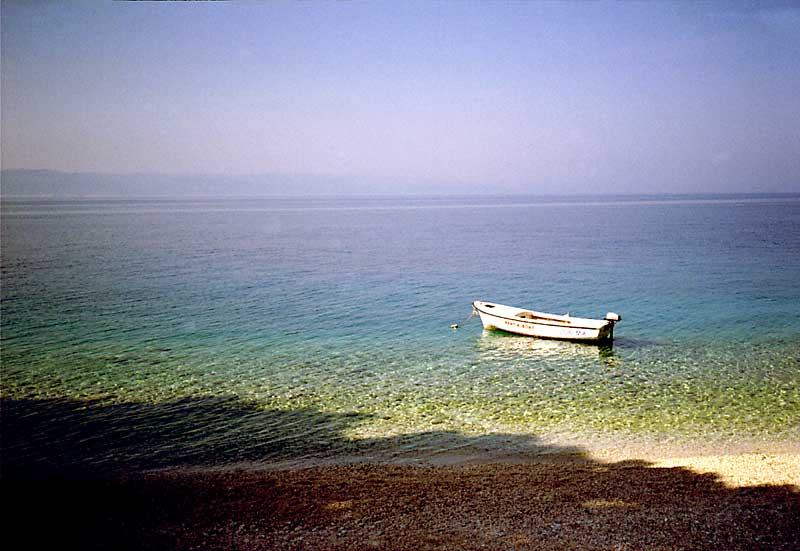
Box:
left=604, top=312, right=621, bottom=341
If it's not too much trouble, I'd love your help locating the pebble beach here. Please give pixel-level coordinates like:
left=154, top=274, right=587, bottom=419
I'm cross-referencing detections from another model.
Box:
left=5, top=446, right=799, bottom=551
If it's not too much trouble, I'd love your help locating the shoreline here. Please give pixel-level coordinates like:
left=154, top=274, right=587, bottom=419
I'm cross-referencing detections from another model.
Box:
left=7, top=441, right=799, bottom=485
left=189, top=443, right=800, bottom=489
left=4, top=393, right=799, bottom=548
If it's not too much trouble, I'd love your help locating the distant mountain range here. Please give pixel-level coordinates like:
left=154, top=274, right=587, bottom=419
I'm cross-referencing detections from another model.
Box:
left=0, top=169, right=456, bottom=197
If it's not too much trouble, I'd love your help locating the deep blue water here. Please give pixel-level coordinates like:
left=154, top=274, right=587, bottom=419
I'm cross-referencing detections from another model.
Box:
left=2, top=194, right=799, bottom=472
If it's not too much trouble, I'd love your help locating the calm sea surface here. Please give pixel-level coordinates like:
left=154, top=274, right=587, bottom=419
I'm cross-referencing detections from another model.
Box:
left=2, top=194, right=799, bottom=473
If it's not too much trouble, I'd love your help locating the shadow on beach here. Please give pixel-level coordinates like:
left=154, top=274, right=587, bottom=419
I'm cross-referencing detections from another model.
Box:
left=2, top=396, right=799, bottom=550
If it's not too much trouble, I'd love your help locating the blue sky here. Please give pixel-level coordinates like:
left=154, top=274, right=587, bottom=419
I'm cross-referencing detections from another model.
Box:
left=2, top=1, right=799, bottom=194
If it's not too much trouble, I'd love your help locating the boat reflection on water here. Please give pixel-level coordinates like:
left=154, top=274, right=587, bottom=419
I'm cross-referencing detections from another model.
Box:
left=475, top=330, right=617, bottom=364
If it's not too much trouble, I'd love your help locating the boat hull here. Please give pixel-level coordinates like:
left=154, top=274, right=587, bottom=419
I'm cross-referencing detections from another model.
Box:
left=472, top=301, right=616, bottom=343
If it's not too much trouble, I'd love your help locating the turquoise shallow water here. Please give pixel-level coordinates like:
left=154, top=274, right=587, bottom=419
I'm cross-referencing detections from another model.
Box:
left=2, top=194, right=799, bottom=474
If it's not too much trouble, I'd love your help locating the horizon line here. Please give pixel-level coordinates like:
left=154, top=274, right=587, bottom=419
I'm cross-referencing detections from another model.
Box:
left=2, top=168, right=798, bottom=198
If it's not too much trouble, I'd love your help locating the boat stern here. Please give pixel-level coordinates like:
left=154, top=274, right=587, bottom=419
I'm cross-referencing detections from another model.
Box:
left=601, top=312, right=621, bottom=341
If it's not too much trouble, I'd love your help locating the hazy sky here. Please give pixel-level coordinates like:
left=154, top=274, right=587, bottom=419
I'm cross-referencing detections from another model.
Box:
left=2, top=1, right=799, bottom=194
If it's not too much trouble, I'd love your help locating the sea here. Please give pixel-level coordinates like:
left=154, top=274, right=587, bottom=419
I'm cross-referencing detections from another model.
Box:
left=2, top=193, right=799, bottom=475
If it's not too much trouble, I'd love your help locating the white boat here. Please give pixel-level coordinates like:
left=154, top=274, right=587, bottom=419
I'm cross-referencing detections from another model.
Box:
left=472, top=300, right=620, bottom=343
